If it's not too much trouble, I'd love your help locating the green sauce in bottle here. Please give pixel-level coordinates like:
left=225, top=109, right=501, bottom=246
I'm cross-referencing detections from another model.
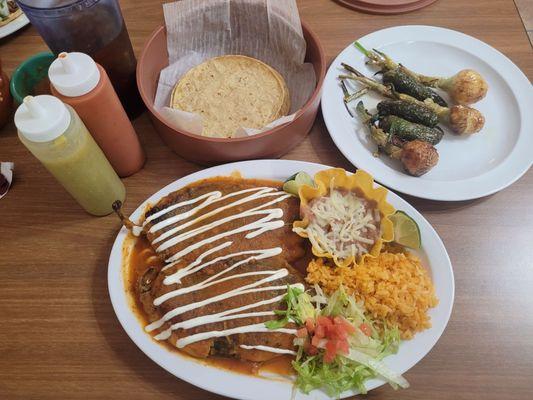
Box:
left=15, top=95, right=125, bottom=216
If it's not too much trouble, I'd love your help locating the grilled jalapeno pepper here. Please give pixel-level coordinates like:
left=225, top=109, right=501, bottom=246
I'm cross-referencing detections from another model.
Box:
left=377, top=100, right=439, bottom=127
left=382, top=69, right=448, bottom=107
left=379, top=115, right=444, bottom=145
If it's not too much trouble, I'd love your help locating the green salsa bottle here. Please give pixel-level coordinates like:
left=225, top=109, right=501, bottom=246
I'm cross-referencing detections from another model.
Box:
left=15, top=95, right=125, bottom=216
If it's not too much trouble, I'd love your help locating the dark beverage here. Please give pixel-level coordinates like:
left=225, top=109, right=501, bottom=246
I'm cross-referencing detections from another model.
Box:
left=90, top=22, right=143, bottom=119
left=16, top=0, right=144, bottom=119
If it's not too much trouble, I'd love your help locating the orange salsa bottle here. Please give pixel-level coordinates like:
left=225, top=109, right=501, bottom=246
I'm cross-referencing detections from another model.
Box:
left=49, top=52, right=145, bottom=178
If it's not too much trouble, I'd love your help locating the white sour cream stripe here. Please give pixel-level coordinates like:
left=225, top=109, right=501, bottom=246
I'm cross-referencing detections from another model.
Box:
left=154, top=311, right=276, bottom=341
left=155, top=268, right=284, bottom=306
left=145, top=281, right=304, bottom=332
left=163, top=245, right=281, bottom=285
left=239, top=345, right=297, bottom=356
left=147, top=187, right=283, bottom=234
left=157, top=193, right=291, bottom=254
left=151, top=188, right=286, bottom=244
left=161, top=241, right=233, bottom=275
left=143, top=185, right=300, bottom=355
left=165, top=210, right=285, bottom=263
left=177, top=323, right=298, bottom=348
left=170, top=296, right=284, bottom=331
left=144, top=191, right=221, bottom=226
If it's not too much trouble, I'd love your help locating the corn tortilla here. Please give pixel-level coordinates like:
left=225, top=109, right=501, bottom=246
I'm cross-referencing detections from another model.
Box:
left=170, top=55, right=290, bottom=138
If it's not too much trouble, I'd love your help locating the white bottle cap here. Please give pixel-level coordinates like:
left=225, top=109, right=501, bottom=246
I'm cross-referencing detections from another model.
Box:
left=48, top=52, right=101, bottom=97
left=14, top=95, right=71, bottom=143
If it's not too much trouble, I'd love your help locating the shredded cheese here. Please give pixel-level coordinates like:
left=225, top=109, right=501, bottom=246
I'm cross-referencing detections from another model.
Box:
left=296, top=189, right=380, bottom=262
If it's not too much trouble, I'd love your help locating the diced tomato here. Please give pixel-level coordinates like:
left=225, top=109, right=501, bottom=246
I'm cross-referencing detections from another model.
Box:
left=311, top=334, right=322, bottom=347
left=336, top=325, right=349, bottom=340
left=324, top=340, right=337, bottom=363
left=326, top=340, right=337, bottom=353
left=317, top=315, right=333, bottom=328
left=324, top=323, right=335, bottom=337
left=325, top=324, right=336, bottom=339
left=314, top=324, right=326, bottom=339
left=359, top=323, right=372, bottom=337
left=305, top=318, right=316, bottom=334
left=336, top=339, right=350, bottom=355
left=334, top=316, right=357, bottom=334
left=327, top=324, right=347, bottom=341
left=296, top=327, right=308, bottom=338
left=307, top=344, right=318, bottom=355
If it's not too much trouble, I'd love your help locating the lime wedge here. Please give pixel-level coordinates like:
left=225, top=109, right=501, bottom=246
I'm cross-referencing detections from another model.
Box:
left=283, top=172, right=315, bottom=196
left=390, top=210, right=421, bottom=249
left=282, top=180, right=300, bottom=196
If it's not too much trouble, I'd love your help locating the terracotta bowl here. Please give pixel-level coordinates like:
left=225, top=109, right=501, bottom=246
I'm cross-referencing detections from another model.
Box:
left=137, top=21, right=326, bottom=165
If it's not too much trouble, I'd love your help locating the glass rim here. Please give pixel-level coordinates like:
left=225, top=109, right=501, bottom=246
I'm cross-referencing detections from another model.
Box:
left=16, top=0, right=103, bottom=11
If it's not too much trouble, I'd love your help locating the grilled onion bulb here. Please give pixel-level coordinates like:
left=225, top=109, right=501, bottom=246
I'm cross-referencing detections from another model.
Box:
left=434, top=69, right=488, bottom=105
left=353, top=42, right=488, bottom=105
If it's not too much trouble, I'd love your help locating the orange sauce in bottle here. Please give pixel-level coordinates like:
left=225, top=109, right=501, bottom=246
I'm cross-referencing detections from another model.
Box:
left=49, top=52, right=145, bottom=177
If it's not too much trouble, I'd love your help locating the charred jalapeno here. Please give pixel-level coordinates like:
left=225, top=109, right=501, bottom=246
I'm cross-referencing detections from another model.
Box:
left=382, top=69, right=448, bottom=107
left=356, top=101, right=403, bottom=158
left=378, top=115, right=444, bottom=145
left=354, top=41, right=488, bottom=105
left=339, top=66, right=485, bottom=135
left=356, top=101, right=438, bottom=176
left=377, top=100, right=439, bottom=127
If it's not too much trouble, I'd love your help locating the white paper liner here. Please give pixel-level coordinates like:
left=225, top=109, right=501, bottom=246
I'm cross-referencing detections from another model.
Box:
left=154, top=0, right=316, bottom=138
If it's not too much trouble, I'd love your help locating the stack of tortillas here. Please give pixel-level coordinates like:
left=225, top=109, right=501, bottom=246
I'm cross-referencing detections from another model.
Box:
left=0, top=1, right=22, bottom=27
left=170, top=55, right=290, bottom=138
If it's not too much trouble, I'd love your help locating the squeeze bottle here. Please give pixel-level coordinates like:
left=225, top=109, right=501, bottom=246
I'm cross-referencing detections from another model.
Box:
left=14, top=95, right=126, bottom=216
left=49, top=52, right=145, bottom=177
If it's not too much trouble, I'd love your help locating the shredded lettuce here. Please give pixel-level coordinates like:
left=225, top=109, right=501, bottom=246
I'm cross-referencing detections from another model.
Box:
left=320, top=286, right=367, bottom=324
left=292, top=354, right=374, bottom=396
left=378, top=325, right=401, bottom=358
left=265, top=286, right=316, bottom=329
left=292, top=328, right=404, bottom=397
left=346, top=348, right=409, bottom=390
left=294, top=287, right=316, bottom=323
left=267, top=286, right=407, bottom=398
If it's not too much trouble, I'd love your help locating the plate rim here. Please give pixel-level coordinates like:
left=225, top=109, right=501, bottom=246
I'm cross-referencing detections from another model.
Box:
left=321, top=25, right=533, bottom=201
left=333, top=0, right=438, bottom=15
left=0, top=13, right=29, bottom=39
left=107, top=159, right=455, bottom=400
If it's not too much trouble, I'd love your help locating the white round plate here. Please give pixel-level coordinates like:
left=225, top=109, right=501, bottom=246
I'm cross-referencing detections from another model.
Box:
left=0, top=13, right=29, bottom=39
left=321, top=25, right=533, bottom=201
left=108, top=159, right=454, bottom=400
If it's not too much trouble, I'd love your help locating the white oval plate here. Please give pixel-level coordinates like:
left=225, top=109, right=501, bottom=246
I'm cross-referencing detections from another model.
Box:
left=321, top=25, right=533, bottom=201
left=0, top=13, right=29, bottom=39
left=108, top=159, right=454, bottom=400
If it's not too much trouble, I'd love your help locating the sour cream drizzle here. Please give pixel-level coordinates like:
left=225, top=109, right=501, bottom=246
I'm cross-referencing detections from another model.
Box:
left=143, top=186, right=300, bottom=355
left=239, top=345, right=297, bottom=356
left=154, top=295, right=285, bottom=340
left=150, top=188, right=287, bottom=244
left=178, top=323, right=298, bottom=348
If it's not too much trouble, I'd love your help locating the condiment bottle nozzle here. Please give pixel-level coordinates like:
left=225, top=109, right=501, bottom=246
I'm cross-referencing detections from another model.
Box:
left=23, top=96, right=46, bottom=118
left=58, top=52, right=77, bottom=74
